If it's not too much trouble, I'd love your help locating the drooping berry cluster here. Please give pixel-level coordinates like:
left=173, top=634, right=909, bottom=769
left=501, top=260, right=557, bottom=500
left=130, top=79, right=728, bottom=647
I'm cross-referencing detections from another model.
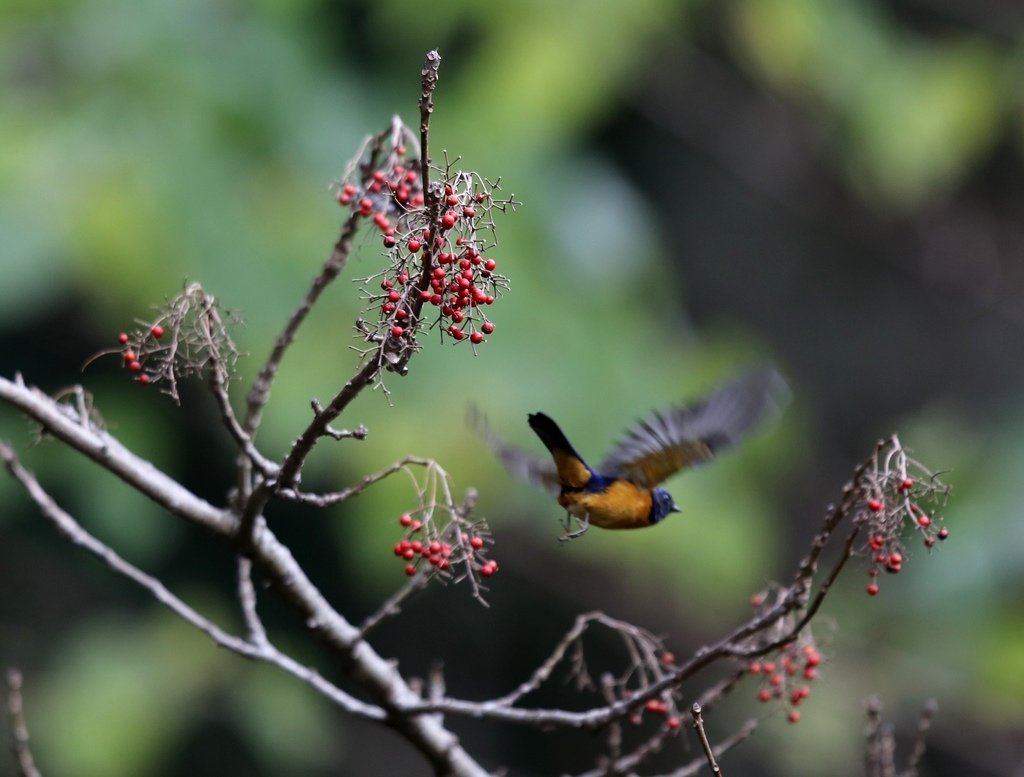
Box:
left=89, top=282, right=239, bottom=404
left=334, top=127, right=513, bottom=361
left=748, top=641, right=822, bottom=724
left=114, top=325, right=165, bottom=386
left=391, top=512, right=497, bottom=581
left=856, top=450, right=950, bottom=597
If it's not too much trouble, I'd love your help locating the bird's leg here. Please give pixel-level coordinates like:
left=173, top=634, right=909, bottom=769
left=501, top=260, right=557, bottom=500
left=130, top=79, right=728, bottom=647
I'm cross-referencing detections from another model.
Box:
left=558, top=511, right=590, bottom=542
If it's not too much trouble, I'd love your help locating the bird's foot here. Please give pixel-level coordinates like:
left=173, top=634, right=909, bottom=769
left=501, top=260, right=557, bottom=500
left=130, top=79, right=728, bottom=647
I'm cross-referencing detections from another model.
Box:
left=558, top=513, right=589, bottom=542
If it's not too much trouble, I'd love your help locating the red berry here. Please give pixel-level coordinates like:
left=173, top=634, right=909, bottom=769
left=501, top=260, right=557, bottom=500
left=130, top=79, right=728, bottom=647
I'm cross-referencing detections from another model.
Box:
left=118, top=332, right=129, bottom=344
left=803, top=667, right=817, bottom=680
left=383, top=235, right=396, bottom=248
left=899, top=478, right=914, bottom=491
left=868, top=499, right=883, bottom=512
left=757, top=689, right=772, bottom=703
left=481, top=321, right=495, bottom=335
left=749, top=661, right=762, bottom=674
left=449, top=326, right=465, bottom=341
left=483, top=258, right=496, bottom=271
left=393, top=543, right=405, bottom=557
left=866, top=582, right=880, bottom=596
left=480, top=564, right=494, bottom=578
left=408, top=239, right=421, bottom=253
left=917, top=515, right=931, bottom=527
left=938, top=528, right=949, bottom=540
left=391, top=325, right=404, bottom=338
left=788, top=711, right=801, bottom=724
left=402, top=548, right=415, bottom=560
left=138, top=374, right=150, bottom=385
left=150, top=324, right=164, bottom=338
left=769, top=674, right=782, bottom=687
left=410, top=541, right=423, bottom=553
left=888, top=552, right=903, bottom=565
left=469, top=536, right=484, bottom=550
left=441, top=212, right=456, bottom=229
left=388, top=290, right=401, bottom=302
left=868, top=535, right=884, bottom=551
left=666, top=717, right=681, bottom=730
left=128, top=360, right=142, bottom=373
left=463, top=206, right=476, bottom=218
left=123, top=350, right=137, bottom=363
left=411, top=520, right=422, bottom=531
left=399, top=514, right=413, bottom=527
left=404, top=564, right=417, bottom=576
left=470, top=332, right=484, bottom=344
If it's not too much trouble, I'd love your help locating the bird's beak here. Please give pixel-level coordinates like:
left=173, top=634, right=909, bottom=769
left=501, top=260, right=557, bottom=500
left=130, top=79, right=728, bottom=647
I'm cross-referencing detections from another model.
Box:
left=671, top=502, right=681, bottom=513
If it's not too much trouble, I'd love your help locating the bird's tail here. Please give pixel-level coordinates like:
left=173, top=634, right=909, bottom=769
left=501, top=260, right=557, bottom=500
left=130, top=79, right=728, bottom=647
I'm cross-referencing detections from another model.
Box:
left=528, top=413, right=593, bottom=489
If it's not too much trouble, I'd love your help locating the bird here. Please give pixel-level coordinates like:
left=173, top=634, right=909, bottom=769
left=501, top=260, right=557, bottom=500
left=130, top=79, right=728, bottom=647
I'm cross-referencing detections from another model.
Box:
left=472, top=368, right=789, bottom=539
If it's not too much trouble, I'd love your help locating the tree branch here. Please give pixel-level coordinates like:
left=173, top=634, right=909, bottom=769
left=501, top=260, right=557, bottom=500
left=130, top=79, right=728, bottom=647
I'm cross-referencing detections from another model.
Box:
left=5, top=669, right=42, bottom=777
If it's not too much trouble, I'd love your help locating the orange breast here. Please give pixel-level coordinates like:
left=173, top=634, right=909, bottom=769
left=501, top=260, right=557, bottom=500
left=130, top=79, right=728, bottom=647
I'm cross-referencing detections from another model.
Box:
left=558, top=480, right=653, bottom=530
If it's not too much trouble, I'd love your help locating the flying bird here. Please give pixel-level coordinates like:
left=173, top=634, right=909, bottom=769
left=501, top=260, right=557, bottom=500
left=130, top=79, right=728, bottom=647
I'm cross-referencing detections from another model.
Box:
left=473, top=368, right=789, bottom=539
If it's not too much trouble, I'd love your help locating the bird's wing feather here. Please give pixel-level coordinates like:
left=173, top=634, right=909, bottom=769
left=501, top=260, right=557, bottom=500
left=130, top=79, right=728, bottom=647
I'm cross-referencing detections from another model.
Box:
left=468, top=405, right=561, bottom=492
left=599, top=368, right=790, bottom=488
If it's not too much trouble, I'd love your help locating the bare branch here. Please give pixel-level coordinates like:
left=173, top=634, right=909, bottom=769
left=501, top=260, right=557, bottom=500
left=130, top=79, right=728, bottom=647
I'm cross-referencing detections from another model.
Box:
left=237, top=557, right=269, bottom=646
left=243, top=195, right=371, bottom=436
left=0, top=375, right=232, bottom=535
left=0, top=441, right=384, bottom=722
left=5, top=669, right=42, bottom=777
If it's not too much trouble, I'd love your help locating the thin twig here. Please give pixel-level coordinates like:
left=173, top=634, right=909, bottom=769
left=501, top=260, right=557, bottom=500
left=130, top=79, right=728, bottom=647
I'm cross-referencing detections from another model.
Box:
left=904, top=700, right=937, bottom=776
left=277, top=455, right=438, bottom=507
left=6, top=669, right=42, bottom=777
left=690, top=703, right=724, bottom=776
left=243, top=175, right=378, bottom=437
left=668, top=719, right=757, bottom=777
left=359, top=572, right=431, bottom=637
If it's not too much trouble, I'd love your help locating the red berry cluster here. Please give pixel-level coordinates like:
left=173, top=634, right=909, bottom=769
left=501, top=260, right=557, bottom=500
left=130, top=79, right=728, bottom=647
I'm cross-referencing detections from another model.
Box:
left=90, top=283, right=239, bottom=403
left=621, top=651, right=684, bottom=732
left=749, top=642, right=822, bottom=723
left=859, top=475, right=950, bottom=597
left=112, top=324, right=166, bottom=386
left=633, top=697, right=681, bottom=732
left=334, top=141, right=512, bottom=355
left=392, top=512, right=497, bottom=580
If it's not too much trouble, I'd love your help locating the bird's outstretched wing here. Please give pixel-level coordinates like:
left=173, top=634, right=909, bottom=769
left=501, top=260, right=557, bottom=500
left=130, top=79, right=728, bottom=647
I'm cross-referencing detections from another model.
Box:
left=468, top=405, right=561, bottom=492
left=598, top=368, right=790, bottom=489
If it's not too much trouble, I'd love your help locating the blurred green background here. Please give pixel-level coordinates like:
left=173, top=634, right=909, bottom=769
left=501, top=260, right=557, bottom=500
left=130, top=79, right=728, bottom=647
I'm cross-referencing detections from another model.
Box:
left=3, top=0, right=1024, bottom=774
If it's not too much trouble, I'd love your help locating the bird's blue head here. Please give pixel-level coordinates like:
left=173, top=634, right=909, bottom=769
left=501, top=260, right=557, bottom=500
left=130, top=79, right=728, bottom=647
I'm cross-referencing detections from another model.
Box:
left=650, top=487, right=681, bottom=524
